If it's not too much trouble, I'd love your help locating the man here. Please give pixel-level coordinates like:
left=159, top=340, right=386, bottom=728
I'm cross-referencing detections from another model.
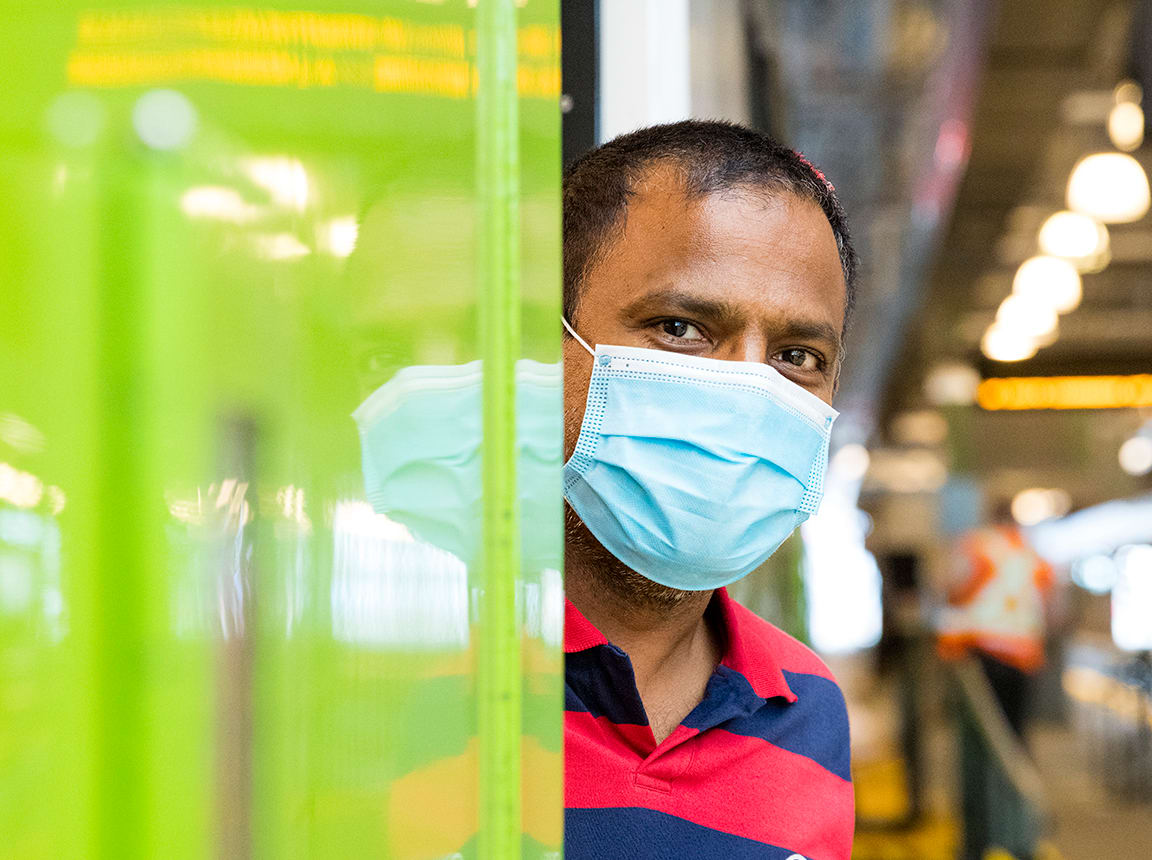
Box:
left=938, top=499, right=1056, bottom=737
left=561, top=120, right=857, bottom=859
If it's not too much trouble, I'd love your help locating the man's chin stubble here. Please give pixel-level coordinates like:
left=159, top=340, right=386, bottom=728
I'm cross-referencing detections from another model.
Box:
left=563, top=503, right=697, bottom=612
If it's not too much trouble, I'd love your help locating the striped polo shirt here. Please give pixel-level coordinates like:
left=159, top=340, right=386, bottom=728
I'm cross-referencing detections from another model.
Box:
left=564, top=588, right=853, bottom=859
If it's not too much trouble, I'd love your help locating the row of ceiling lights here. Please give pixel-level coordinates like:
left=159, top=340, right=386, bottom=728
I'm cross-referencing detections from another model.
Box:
left=981, top=81, right=1150, bottom=363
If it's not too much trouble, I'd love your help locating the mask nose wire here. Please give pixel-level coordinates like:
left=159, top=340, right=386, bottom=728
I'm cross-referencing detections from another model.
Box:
left=561, top=316, right=596, bottom=357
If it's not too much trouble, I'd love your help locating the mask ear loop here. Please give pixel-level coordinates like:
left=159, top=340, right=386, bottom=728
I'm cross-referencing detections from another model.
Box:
left=561, top=317, right=596, bottom=356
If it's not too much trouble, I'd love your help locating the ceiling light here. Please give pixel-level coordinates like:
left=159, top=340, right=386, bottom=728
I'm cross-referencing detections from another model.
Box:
left=864, top=449, right=948, bottom=493
left=996, top=294, right=1059, bottom=338
left=244, top=157, right=309, bottom=210
left=321, top=216, right=359, bottom=258
left=1113, top=79, right=1143, bottom=106
left=1012, top=254, right=1084, bottom=313
left=981, top=325, right=1037, bottom=362
left=45, top=91, right=106, bottom=148
left=0, top=462, right=44, bottom=509
left=1067, top=152, right=1150, bottom=223
left=1119, top=435, right=1152, bottom=476
left=1030, top=326, right=1059, bottom=348
left=924, top=362, right=981, bottom=406
left=1011, top=487, right=1072, bottom=526
left=1107, top=101, right=1145, bottom=151
left=180, top=186, right=260, bottom=223
left=253, top=233, right=311, bottom=260
left=132, top=89, right=197, bottom=150
left=1035, top=214, right=1109, bottom=275
left=891, top=410, right=949, bottom=446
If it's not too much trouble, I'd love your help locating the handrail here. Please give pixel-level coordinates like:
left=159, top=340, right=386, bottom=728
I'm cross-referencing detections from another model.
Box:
left=950, top=658, right=1050, bottom=860
left=952, top=659, right=1050, bottom=812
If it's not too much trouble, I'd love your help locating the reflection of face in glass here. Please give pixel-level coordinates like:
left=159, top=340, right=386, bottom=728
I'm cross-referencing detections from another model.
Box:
left=352, top=360, right=562, bottom=574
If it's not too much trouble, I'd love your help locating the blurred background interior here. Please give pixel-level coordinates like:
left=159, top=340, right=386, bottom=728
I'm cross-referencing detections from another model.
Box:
left=2, top=0, right=1152, bottom=858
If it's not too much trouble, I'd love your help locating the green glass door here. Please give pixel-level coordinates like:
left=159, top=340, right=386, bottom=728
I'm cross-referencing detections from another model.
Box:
left=0, top=2, right=562, bottom=857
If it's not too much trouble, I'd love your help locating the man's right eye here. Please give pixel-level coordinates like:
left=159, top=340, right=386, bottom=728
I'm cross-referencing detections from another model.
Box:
left=660, top=319, right=705, bottom=341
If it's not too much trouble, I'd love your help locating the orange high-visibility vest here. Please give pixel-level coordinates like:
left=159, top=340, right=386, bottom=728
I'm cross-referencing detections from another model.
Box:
left=937, top=525, right=1053, bottom=673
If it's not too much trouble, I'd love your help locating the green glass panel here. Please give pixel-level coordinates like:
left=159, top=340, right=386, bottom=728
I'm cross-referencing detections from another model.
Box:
left=0, top=2, right=562, bottom=858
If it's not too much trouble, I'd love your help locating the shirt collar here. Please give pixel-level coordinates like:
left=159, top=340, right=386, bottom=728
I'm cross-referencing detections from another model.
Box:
left=563, top=598, right=609, bottom=653
left=563, top=587, right=798, bottom=704
left=714, top=587, right=798, bottom=703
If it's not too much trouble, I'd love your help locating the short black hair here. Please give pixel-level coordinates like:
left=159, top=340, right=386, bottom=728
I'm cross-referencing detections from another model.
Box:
left=563, top=119, right=858, bottom=333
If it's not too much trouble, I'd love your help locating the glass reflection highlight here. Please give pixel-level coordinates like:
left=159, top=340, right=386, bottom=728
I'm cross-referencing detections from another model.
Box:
left=330, top=500, right=468, bottom=649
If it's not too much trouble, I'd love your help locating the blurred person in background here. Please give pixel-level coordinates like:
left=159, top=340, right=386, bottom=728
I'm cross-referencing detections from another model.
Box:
left=938, top=499, right=1056, bottom=737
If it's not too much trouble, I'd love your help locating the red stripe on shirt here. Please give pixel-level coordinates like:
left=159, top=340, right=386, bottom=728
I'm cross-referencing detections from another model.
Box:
left=565, top=710, right=854, bottom=858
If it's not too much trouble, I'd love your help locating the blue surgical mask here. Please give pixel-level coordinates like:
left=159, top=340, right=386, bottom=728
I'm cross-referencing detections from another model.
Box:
left=562, top=319, right=837, bottom=591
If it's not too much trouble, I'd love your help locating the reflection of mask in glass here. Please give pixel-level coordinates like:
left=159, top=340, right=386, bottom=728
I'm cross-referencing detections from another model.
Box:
left=352, top=360, right=562, bottom=573
left=563, top=322, right=837, bottom=591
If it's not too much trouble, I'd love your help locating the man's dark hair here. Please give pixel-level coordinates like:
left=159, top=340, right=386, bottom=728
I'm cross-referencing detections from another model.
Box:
left=562, top=120, right=858, bottom=332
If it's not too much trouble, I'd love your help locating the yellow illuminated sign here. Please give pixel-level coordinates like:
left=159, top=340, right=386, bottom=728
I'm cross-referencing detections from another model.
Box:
left=977, top=374, right=1152, bottom=411
left=68, top=8, right=560, bottom=99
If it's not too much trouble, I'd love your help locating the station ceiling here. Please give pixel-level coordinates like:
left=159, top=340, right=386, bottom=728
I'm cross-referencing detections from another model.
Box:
left=896, top=0, right=1152, bottom=506
left=751, top=0, right=1152, bottom=509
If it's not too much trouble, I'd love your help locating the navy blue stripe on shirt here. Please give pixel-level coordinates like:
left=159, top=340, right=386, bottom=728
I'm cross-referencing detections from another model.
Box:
left=565, top=807, right=806, bottom=860
left=682, top=668, right=851, bottom=780
left=565, top=646, right=650, bottom=726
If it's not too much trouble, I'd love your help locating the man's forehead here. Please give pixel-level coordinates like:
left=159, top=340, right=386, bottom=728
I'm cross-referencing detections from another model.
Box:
left=616, top=176, right=824, bottom=258
left=604, top=189, right=843, bottom=292
left=585, top=184, right=847, bottom=341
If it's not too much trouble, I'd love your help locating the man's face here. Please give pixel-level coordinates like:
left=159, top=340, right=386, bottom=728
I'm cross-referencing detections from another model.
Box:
left=563, top=171, right=847, bottom=461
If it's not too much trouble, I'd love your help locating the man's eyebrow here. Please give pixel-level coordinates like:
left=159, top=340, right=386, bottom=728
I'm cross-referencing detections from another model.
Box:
left=621, top=287, right=843, bottom=353
left=619, top=287, right=744, bottom=325
left=775, top=320, right=842, bottom=351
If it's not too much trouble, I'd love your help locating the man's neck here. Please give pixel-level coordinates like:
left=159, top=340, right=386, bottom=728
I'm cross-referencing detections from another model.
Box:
left=565, top=560, right=722, bottom=723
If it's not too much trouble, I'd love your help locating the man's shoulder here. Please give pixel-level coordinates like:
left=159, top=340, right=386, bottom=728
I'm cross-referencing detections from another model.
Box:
left=724, top=594, right=853, bottom=785
left=725, top=595, right=841, bottom=685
